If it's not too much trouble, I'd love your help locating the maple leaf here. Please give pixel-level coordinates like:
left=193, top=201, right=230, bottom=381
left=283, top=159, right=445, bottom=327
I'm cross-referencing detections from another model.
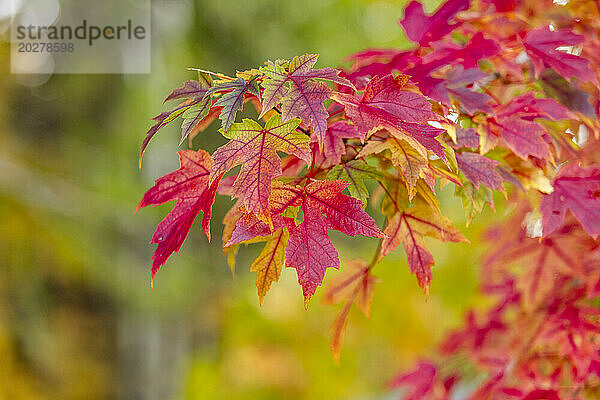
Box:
left=259, top=54, right=355, bottom=148
left=322, top=259, right=379, bottom=360
left=221, top=179, right=382, bottom=305
left=210, top=115, right=311, bottom=225
left=327, top=160, right=381, bottom=204
left=332, top=74, right=447, bottom=159
left=286, top=208, right=340, bottom=306
left=389, top=361, right=438, bottom=400
left=209, top=76, right=261, bottom=132
left=137, top=149, right=220, bottom=284
left=482, top=117, right=552, bottom=160
left=268, top=180, right=383, bottom=303
left=304, top=180, right=384, bottom=238
left=333, top=74, right=442, bottom=133
left=251, top=228, right=289, bottom=305
left=360, top=136, right=428, bottom=197
left=399, top=0, right=469, bottom=45
left=541, top=164, right=600, bottom=237
left=523, top=26, right=595, bottom=83
left=456, top=152, right=504, bottom=191
left=381, top=202, right=468, bottom=293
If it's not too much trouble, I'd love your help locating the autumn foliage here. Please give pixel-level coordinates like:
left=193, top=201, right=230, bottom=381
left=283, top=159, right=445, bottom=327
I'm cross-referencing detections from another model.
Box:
left=138, top=0, right=600, bottom=397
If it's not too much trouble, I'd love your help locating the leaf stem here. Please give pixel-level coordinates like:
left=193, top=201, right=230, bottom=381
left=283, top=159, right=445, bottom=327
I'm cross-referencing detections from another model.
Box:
left=186, top=68, right=236, bottom=81
left=481, top=86, right=502, bottom=106
left=368, top=237, right=384, bottom=270
left=303, top=150, right=317, bottom=189
left=377, top=180, right=401, bottom=213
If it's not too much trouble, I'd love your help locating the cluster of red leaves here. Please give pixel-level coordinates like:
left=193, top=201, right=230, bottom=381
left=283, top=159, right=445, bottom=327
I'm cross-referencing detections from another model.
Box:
left=137, top=0, right=600, bottom=389
left=384, top=0, right=600, bottom=399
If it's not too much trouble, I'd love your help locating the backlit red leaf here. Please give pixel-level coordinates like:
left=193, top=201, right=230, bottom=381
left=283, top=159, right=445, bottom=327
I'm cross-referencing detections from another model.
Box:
left=399, top=0, right=469, bottom=45
left=381, top=203, right=468, bottom=293
left=137, top=149, right=219, bottom=283
left=456, top=152, right=504, bottom=191
left=286, top=208, right=340, bottom=306
left=541, top=164, right=600, bottom=237
left=523, top=26, right=595, bottom=82
left=210, top=115, right=311, bottom=225
left=333, top=74, right=447, bottom=158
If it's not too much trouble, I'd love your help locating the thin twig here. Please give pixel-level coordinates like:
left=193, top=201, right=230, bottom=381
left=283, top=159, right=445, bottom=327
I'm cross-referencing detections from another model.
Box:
left=186, top=67, right=236, bottom=81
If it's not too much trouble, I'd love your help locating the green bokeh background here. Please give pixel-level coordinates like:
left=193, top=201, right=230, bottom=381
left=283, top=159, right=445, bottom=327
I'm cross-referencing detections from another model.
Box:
left=0, top=1, right=504, bottom=399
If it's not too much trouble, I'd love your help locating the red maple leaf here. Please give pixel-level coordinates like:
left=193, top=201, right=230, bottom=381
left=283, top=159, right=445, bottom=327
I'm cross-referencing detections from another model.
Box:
left=389, top=361, right=438, bottom=400
left=482, top=117, right=552, bottom=160
left=333, top=74, right=447, bottom=159
left=523, top=26, right=595, bottom=83
left=456, top=152, right=504, bottom=191
left=230, top=180, right=383, bottom=304
left=541, top=164, right=600, bottom=237
left=137, top=149, right=220, bottom=284
left=279, top=180, right=383, bottom=304
left=322, top=259, right=379, bottom=360
left=381, top=203, right=468, bottom=293
left=210, top=115, right=311, bottom=226
left=399, top=0, right=469, bottom=45
left=286, top=208, right=341, bottom=306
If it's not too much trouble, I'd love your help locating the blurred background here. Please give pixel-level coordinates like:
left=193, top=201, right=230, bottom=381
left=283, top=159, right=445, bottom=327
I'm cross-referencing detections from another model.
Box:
left=0, top=0, right=505, bottom=399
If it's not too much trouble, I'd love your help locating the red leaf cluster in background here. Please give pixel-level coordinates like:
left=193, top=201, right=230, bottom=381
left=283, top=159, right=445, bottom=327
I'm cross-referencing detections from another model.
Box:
left=138, top=0, right=600, bottom=396
left=381, top=0, right=600, bottom=398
